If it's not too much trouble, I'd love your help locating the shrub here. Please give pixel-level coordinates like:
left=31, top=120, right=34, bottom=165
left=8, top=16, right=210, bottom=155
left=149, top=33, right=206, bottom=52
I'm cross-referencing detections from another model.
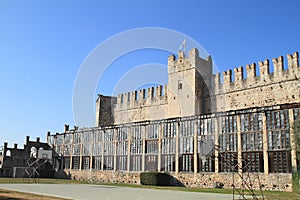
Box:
left=292, top=172, right=300, bottom=194
left=140, top=172, right=170, bottom=186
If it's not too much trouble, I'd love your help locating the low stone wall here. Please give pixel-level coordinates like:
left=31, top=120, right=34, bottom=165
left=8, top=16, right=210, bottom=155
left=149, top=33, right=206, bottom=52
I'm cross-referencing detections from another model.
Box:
left=173, top=172, right=292, bottom=192
left=64, top=170, right=140, bottom=185
left=61, top=170, right=292, bottom=192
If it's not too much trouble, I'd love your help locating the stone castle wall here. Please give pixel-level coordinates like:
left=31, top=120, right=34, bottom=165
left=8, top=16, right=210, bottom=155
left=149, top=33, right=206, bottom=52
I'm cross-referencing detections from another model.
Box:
left=64, top=170, right=292, bottom=192
left=214, top=52, right=299, bottom=112
left=100, top=48, right=213, bottom=125
left=113, top=85, right=168, bottom=124
left=96, top=49, right=299, bottom=127
left=0, top=136, right=52, bottom=177
left=57, top=49, right=300, bottom=192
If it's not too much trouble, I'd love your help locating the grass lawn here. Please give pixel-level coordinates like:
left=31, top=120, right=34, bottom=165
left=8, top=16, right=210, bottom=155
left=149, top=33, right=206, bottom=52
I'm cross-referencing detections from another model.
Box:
left=0, top=188, right=68, bottom=200
left=0, top=178, right=299, bottom=200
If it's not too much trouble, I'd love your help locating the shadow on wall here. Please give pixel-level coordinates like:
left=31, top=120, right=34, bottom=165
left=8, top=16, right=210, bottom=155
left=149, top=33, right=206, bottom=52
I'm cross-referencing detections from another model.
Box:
left=140, top=172, right=185, bottom=187
left=168, top=174, right=185, bottom=187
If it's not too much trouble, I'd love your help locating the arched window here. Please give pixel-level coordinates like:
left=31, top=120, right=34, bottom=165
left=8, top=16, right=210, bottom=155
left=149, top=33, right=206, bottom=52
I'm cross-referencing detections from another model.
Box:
left=30, top=147, right=37, bottom=158
left=178, top=81, right=183, bottom=90
left=6, top=150, right=11, bottom=157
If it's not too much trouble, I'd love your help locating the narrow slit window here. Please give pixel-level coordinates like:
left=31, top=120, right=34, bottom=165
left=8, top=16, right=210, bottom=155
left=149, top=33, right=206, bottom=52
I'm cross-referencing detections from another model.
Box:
left=178, top=80, right=183, bottom=90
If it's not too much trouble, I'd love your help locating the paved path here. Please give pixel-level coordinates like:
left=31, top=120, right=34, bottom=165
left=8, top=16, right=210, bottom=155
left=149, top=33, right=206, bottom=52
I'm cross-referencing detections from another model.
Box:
left=0, top=184, right=240, bottom=200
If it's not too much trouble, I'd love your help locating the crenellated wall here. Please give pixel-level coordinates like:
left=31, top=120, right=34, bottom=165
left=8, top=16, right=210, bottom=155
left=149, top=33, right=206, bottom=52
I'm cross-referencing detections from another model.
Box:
left=113, top=48, right=213, bottom=124
left=0, top=136, right=52, bottom=177
left=97, top=49, right=299, bottom=127
left=115, top=85, right=168, bottom=110
left=50, top=48, right=300, bottom=191
left=114, top=85, right=168, bottom=124
left=214, top=52, right=300, bottom=111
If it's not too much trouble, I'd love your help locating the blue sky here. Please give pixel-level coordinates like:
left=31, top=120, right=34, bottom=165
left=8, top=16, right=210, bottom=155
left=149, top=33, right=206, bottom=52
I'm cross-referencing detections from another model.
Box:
left=0, top=0, right=300, bottom=146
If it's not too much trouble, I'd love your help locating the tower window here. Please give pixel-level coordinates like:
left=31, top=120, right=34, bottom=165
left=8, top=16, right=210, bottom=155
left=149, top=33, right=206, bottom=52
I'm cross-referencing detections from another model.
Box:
left=178, top=81, right=183, bottom=90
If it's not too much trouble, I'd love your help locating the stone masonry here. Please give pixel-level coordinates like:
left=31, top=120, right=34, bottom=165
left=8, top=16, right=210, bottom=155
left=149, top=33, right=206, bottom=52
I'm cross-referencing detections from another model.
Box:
left=48, top=48, right=300, bottom=192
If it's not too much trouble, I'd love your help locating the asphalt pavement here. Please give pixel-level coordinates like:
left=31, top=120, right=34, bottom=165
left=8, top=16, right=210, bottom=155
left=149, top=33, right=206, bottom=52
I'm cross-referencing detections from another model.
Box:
left=0, top=184, right=242, bottom=200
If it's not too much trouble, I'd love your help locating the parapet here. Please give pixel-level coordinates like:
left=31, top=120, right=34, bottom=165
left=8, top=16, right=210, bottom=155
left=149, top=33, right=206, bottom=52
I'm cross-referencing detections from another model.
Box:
left=3, top=136, right=45, bottom=152
left=168, top=48, right=212, bottom=75
left=3, top=142, right=19, bottom=149
left=215, top=52, right=299, bottom=92
left=115, top=85, right=168, bottom=110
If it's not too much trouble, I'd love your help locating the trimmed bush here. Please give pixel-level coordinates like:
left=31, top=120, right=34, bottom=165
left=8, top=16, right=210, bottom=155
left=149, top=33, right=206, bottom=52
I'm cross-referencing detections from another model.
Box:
left=140, top=172, right=170, bottom=186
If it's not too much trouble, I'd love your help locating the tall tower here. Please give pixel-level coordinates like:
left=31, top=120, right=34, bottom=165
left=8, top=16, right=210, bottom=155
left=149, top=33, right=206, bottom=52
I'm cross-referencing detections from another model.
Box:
left=167, top=48, right=213, bottom=118
left=95, top=94, right=117, bottom=127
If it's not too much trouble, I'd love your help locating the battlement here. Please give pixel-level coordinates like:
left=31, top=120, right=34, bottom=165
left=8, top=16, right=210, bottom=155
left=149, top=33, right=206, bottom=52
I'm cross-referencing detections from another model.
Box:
left=3, top=136, right=46, bottom=151
left=115, top=84, right=168, bottom=110
left=215, top=52, right=299, bottom=93
left=168, top=48, right=212, bottom=75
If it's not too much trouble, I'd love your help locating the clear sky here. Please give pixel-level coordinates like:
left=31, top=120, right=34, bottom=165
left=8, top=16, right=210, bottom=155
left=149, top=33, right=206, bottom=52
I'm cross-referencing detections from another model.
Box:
left=0, top=0, right=300, bottom=147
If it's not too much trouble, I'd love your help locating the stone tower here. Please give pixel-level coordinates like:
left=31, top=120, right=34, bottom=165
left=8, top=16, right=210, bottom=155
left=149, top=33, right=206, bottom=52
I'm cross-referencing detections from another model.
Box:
left=95, top=95, right=117, bottom=127
left=167, top=48, right=213, bottom=118
left=95, top=48, right=214, bottom=126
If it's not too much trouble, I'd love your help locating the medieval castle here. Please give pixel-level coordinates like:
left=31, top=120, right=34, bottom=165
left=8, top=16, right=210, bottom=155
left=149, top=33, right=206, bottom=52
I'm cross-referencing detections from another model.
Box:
left=1, top=48, right=299, bottom=191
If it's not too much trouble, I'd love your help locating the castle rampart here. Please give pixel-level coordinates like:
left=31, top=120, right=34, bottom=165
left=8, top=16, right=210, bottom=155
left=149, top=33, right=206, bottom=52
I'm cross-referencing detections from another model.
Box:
left=113, top=85, right=168, bottom=124
left=98, top=50, right=300, bottom=126
left=6, top=47, right=297, bottom=192
left=115, top=85, right=168, bottom=110
left=110, top=48, right=213, bottom=124
left=215, top=52, right=300, bottom=112
left=88, top=49, right=300, bottom=192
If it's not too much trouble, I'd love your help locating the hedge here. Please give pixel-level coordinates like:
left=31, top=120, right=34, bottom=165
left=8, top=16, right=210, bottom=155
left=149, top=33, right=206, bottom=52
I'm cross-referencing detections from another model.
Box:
left=140, top=172, right=170, bottom=186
